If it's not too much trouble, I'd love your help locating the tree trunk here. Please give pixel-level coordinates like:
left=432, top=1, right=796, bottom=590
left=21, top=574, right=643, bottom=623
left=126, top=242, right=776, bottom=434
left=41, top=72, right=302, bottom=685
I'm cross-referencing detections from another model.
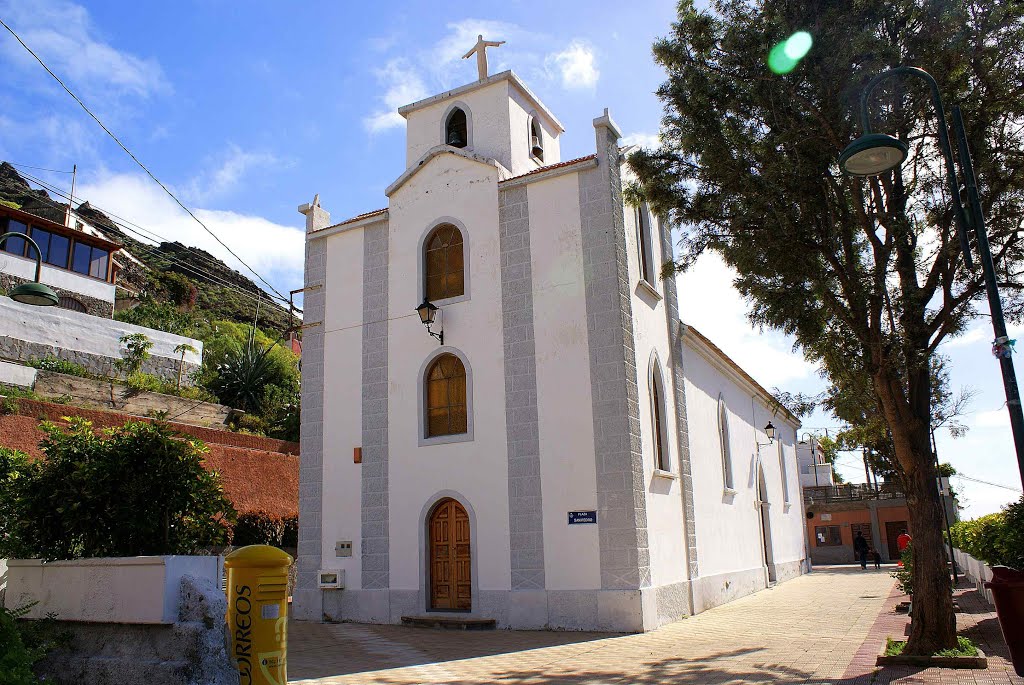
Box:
left=904, top=456, right=957, bottom=654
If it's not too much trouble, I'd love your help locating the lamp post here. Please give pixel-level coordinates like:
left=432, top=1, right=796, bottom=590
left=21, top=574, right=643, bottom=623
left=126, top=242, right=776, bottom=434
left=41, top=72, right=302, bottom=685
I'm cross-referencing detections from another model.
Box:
left=839, top=66, right=1024, bottom=490
left=0, top=233, right=59, bottom=306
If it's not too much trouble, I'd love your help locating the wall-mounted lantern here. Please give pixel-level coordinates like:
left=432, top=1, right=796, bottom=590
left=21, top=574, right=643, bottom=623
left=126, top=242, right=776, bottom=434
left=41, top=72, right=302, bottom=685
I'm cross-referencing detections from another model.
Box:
left=415, top=297, right=443, bottom=345
left=0, top=232, right=59, bottom=306
left=764, top=421, right=777, bottom=444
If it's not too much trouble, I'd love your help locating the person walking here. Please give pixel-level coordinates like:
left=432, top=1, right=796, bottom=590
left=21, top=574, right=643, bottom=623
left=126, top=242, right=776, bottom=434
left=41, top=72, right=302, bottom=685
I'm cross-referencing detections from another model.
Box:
left=854, top=531, right=869, bottom=569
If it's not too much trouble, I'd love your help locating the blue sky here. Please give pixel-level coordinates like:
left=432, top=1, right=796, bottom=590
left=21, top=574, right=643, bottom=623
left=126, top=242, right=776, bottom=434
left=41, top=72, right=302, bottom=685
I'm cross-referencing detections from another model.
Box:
left=1, top=0, right=1020, bottom=518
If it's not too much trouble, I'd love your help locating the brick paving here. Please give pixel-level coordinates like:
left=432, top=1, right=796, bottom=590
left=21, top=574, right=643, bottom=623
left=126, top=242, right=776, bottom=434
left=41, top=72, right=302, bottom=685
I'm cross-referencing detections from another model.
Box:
left=288, top=566, right=1022, bottom=684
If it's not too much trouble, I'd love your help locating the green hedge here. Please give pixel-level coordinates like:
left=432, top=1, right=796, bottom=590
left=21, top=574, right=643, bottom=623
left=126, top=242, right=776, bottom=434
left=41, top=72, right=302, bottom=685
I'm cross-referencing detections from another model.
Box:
left=231, top=512, right=298, bottom=549
left=950, top=496, right=1024, bottom=568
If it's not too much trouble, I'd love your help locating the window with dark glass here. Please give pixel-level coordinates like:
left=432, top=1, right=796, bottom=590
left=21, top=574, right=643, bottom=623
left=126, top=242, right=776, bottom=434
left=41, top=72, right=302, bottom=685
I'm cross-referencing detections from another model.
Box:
left=445, top=108, right=468, bottom=148
left=426, top=354, right=467, bottom=437
left=72, top=242, right=92, bottom=275
left=46, top=233, right=70, bottom=268
left=4, top=220, right=27, bottom=256
left=30, top=227, right=52, bottom=263
left=424, top=224, right=464, bottom=301
left=636, top=206, right=654, bottom=284
left=815, top=525, right=843, bottom=546
left=652, top=366, right=669, bottom=471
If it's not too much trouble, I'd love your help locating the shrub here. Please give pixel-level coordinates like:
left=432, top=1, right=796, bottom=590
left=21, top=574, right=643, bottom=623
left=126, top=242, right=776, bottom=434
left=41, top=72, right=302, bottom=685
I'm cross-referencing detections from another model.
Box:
left=234, top=413, right=269, bottom=436
left=115, top=333, right=153, bottom=378
left=281, top=515, right=298, bottom=548
left=949, top=500, right=1024, bottom=568
left=891, top=545, right=913, bottom=595
left=26, top=357, right=91, bottom=378
left=0, top=603, right=68, bottom=685
left=125, top=371, right=217, bottom=403
left=0, top=418, right=236, bottom=560
left=232, top=511, right=285, bottom=547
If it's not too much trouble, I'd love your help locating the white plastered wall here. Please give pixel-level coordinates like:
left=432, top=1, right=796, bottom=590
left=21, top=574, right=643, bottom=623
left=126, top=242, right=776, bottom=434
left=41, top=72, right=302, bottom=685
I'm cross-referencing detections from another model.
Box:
left=526, top=172, right=600, bottom=590
left=405, top=81, right=513, bottom=173
left=319, top=225, right=367, bottom=587
left=387, top=153, right=512, bottom=594
left=683, top=340, right=805, bottom=611
left=621, top=174, right=691, bottom=591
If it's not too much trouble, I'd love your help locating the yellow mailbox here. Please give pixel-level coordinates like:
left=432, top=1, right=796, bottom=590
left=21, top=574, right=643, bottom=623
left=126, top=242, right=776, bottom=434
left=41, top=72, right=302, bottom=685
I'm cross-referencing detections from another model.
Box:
left=224, top=545, right=293, bottom=685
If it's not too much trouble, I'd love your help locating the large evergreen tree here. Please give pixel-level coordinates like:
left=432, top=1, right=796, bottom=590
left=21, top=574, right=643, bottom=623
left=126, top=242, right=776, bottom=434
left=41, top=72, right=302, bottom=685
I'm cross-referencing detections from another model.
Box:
left=632, top=0, right=1024, bottom=653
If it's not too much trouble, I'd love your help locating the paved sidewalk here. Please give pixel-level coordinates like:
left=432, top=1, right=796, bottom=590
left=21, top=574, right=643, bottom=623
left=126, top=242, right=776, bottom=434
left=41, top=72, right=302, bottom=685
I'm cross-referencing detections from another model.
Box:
left=288, top=566, right=1021, bottom=684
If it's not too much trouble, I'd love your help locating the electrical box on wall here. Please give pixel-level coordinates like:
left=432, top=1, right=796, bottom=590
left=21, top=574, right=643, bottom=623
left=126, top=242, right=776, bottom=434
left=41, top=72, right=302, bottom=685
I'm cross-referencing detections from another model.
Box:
left=318, top=569, right=345, bottom=589
left=335, top=540, right=353, bottom=557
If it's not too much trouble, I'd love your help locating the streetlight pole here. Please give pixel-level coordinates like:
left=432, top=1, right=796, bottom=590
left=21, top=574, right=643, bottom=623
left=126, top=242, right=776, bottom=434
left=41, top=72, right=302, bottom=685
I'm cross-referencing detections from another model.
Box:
left=839, top=66, right=1024, bottom=490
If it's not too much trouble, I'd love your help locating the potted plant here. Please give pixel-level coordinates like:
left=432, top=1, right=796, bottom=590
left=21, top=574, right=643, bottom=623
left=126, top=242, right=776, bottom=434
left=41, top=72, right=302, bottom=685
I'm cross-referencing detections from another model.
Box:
left=983, top=497, right=1024, bottom=676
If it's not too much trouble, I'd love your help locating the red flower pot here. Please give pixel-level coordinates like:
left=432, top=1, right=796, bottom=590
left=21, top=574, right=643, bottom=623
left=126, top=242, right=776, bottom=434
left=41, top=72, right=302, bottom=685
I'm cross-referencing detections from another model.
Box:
left=985, top=565, right=1024, bottom=676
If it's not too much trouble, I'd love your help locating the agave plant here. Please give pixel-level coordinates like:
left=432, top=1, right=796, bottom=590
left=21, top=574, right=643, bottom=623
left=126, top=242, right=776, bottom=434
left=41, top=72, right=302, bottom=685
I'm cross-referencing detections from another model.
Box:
left=211, top=342, right=278, bottom=412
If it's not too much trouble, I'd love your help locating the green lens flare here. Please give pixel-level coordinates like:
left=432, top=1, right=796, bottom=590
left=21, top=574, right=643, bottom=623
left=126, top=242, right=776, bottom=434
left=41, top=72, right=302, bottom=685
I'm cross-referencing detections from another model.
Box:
left=784, top=31, right=813, bottom=59
left=768, top=31, right=813, bottom=74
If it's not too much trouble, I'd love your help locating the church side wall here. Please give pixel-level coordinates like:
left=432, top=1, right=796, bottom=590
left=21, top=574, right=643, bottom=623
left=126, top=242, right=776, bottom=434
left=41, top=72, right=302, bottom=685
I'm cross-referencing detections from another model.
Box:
left=525, top=172, right=602, bottom=593
left=405, top=81, right=513, bottom=172
left=683, top=342, right=806, bottom=613
left=385, top=155, right=513, bottom=621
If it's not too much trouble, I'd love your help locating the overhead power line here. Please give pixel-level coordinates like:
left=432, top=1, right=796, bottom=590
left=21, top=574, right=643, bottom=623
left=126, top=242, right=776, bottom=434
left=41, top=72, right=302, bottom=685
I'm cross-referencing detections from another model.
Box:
left=7, top=171, right=282, bottom=304
left=0, top=178, right=277, bottom=307
left=5, top=161, right=74, bottom=174
left=0, top=17, right=290, bottom=305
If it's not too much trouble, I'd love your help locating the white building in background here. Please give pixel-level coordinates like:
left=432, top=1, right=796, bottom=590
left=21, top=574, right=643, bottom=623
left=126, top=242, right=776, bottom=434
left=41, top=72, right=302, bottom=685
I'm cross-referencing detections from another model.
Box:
left=296, top=63, right=808, bottom=632
left=797, top=437, right=836, bottom=487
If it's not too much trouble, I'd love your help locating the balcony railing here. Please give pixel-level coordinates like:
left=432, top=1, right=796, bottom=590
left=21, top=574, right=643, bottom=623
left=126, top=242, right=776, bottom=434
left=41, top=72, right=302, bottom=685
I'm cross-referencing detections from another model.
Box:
left=803, top=482, right=905, bottom=503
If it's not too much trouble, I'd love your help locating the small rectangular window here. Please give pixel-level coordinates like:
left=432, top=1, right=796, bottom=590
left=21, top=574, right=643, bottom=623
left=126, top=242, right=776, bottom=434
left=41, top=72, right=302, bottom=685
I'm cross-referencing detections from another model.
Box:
left=46, top=232, right=70, bottom=268
left=30, top=227, right=52, bottom=262
left=815, top=525, right=842, bottom=546
left=72, top=241, right=91, bottom=275
left=4, top=221, right=27, bottom=256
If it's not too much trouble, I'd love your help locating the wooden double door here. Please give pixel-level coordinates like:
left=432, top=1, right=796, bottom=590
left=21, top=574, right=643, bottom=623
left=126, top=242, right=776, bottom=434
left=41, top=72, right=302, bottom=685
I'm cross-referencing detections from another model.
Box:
left=429, top=498, right=471, bottom=610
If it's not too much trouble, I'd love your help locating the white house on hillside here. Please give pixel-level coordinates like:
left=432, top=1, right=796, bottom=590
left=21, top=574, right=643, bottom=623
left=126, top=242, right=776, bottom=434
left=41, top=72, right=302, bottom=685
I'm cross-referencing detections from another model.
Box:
left=295, top=62, right=807, bottom=632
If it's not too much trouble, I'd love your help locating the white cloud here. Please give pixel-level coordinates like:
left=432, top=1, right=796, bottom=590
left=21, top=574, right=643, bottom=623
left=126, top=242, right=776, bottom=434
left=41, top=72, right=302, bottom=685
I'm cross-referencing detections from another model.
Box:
left=622, top=132, right=661, bottom=150
left=76, top=172, right=304, bottom=295
left=184, top=145, right=283, bottom=204
left=973, top=406, right=1010, bottom=429
left=0, top=0, right=169, bottom=98
left=545, top=40, right=599, bottom=90
left=363, top=59, right=429, bottom=133
left=676, top=252, right=814, bottom=388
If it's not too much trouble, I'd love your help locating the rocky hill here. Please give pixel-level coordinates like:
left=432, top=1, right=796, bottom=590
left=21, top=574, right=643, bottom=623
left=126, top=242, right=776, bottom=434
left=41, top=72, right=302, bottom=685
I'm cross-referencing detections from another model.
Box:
left=0, top=162, right=293, bottom=332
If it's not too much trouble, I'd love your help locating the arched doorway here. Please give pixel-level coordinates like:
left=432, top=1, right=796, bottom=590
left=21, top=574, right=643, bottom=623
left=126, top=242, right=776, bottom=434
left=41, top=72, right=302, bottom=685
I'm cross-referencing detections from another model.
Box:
left=428, top=498, right=471, bottom=610
left=757, top=466, right=777, bottom=583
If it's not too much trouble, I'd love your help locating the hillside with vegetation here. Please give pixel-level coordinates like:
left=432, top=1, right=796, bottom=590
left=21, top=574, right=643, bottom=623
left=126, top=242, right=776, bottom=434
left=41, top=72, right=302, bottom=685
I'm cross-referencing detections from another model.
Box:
left=0, top=162, right=300, bottom=441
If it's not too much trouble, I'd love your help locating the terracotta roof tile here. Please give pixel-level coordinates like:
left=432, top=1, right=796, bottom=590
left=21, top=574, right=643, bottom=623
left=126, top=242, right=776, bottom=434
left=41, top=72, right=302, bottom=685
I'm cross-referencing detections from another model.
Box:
left=500, top=154, right=597, bottom=183
left=314, top=207, right=387, bottom=233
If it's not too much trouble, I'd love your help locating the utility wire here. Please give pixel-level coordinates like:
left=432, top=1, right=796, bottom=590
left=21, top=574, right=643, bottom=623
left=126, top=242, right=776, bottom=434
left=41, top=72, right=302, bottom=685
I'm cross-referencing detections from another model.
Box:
left=3, top=173, right=275, bottom=300
left=0, top=179, right=278, bottom=307
left=0, top=17, right=290, bottom=305
left=5, top=161, right=74, bottom=174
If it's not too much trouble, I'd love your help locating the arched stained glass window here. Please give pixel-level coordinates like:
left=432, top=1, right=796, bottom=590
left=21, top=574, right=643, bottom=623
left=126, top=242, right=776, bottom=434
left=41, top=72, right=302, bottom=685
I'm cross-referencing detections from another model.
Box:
left=426, top=354, right=467, bottom=437
left=424, top=224, right=465, bottom=301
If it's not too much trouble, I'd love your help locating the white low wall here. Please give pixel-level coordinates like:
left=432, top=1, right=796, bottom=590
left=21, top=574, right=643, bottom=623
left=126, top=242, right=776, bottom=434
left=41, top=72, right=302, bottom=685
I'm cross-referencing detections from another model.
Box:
left=0, top=298, right=202, bottom=366
left=0, top=359, right=36, bottom=388
left=952, top=547, right=994, bottom=606
left=2, top=556, right=222, bottom=624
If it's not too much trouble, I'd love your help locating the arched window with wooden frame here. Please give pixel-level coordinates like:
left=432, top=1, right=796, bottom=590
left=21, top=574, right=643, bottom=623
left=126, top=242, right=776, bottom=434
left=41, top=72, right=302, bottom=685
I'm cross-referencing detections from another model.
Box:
left=445, top=107, right=468, bottom=148
left=650, top=358, right=671, bottom=472
left=425, top=353, right=468, bottom=437
left=718, top=393, right=734, bottom=490
left=424, top=223, right=465, bottom=301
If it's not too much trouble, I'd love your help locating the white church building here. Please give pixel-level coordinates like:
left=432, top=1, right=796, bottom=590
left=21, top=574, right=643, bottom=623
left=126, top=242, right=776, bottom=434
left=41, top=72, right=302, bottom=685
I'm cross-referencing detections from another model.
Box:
left=294, top=53, right=808, bottom=632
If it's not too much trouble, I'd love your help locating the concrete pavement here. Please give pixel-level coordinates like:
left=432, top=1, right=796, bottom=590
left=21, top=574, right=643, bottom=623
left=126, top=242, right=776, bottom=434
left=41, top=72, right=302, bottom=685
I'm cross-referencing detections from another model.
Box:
left=288, top=566, right=1021, bottom=684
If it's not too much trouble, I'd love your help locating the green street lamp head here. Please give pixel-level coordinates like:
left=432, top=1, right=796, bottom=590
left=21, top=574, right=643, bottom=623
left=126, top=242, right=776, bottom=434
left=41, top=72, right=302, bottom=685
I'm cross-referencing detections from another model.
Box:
left=839, top=133, right=909, bottom=176
left=9, top=281, right=58, bottom=307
